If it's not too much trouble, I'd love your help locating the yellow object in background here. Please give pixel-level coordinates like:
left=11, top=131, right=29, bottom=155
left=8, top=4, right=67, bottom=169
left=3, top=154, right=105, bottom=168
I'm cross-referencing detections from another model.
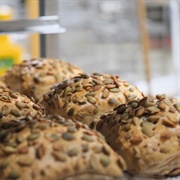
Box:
left=0, top=5, right=23, bottom=76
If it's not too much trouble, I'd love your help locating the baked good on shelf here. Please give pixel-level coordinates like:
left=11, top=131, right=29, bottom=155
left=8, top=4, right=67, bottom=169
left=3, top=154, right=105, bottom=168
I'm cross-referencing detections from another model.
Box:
left=96, top=94, right=180, bottom=177
left=42, top=73, right=144, bottom=127
left=0, top=88, right=44, bottom=125
left=4, top=58, right=84, bottom=102
left=0, top=115, right=126, bottom=180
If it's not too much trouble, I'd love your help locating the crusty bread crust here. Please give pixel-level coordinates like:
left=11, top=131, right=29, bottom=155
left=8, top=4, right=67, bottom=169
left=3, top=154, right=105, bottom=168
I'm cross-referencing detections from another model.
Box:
left=0, top=115, right=126, bottom=179
left=42, top=73, right=144, bottom=126
left=97, top=95, right=180, bottom=177
left=0, top=88, right=44, bottom=125
left=4, top=58, right=84, bottom=102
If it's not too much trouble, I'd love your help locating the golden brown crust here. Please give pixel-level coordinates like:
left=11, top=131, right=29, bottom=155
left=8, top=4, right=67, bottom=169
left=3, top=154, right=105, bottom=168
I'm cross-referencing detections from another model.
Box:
left=4, top=58, right=84, bottom=102
left=0, top=115, right=126, bottom=180
left=0, top=88, right=44, bottom=125
left=97, top=94, right=180, bottom=177
left=42, top=73, right=144, bottom=127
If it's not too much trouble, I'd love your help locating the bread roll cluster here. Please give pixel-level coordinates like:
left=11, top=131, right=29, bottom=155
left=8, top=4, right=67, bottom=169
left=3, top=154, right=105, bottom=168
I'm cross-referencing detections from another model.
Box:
left=0, top=58, right=179, bottom=179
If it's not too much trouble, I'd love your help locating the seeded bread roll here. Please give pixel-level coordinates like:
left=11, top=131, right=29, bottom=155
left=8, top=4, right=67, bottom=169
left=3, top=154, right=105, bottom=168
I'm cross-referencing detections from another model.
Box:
left=42, top=73, right=144, bottom=127
left=0, top=115, right=126, bottom=180
left=0, top=88, right=44, bottom=125
left=4, top=58, right=84, bottom=102
left=96, top=94, right=180, bottom=177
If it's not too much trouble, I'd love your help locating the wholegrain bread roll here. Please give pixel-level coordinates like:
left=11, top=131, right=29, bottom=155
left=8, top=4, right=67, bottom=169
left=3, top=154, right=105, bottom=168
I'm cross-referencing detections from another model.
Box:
left=42, top=73, right=144, bottom=127
left=4, top=58, right=84, bottom=102
left=0, top=115, right=126, bottom=180
left=96, top=94, right=180, bottom=177
left=0, top=88, right=44, bottom=125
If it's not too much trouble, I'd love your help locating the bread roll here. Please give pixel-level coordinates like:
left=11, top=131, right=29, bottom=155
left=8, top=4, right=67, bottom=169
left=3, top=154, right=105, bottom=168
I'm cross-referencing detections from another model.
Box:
left=0, top=115, right=126, bottom=180
left=0, top=88, right=44, bottom=125
left=97, top=94, right=180, bottom=177
left=4, top=58, right=84, bottom=102
left=42, top=73, right=144, bottom=127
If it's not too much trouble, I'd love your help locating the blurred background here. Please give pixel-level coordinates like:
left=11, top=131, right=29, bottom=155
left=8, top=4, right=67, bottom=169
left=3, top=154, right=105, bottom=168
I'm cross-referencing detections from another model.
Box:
left=0, top=0, right=179, bottom=98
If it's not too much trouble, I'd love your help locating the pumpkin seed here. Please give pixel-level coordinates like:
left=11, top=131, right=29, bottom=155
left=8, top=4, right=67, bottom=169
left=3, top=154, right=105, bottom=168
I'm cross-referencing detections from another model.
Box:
left=0, top=160, right=9, bottom=169
left=67, top=126, right=77, bottom=133
left=147, top=115, right=160, bottom=123
left=104, top=78, right=113, bottom=85
left=68, top=148, right=78, bottom=156
left=8, top=170, right=20, bottom=179
left=10, top=109, right=21, bottom=117
left=147, top=106, right=160, bottom=114
left=169, top=106, right=176, bottom=113
left=138, top=97, right=148, bottom=107
left=132, top=117, right=140, bottom=126
left=141, top=122, right=155, bottom=137
left=67, top=108, right=75, bottom=116
left=162, top=117, right=176, bottom=128
left=106, top=84, right=116, bottom=89
left=128, top=94, right=137, bottom=101
left=156, top=94, right=166, bottom=101
left=27, top=132, right=40, bottom=141
left=130, top=136, right=142, bottom=145
left=9, top=91, right=18, bottom=99
left=2, top=105, right=9, bottom=116
left=93, top=85, right=101, bottom=92
left=173, top=103, right=180, bottom=112
left=101, top=88, right=109, bottom=99
left=82, top=134, right=94, bottom=142
left=100, top=155, right=110, bottom=167
left=123, top=124, right=132, bottom=131
left=109, top=88, right=120, bottom=93
left=3, top=146, right=16, bottom=154
left=82, top=144, right=89, bottom=153
left=135, top=107, right=144, bottom=117
left=15, top=101, right=24, bottom=110
left=36, top=144, right=45, bottom=159
left=33, top=104, right=40, bottom=110
left=108, top=98, right=119, bottom=106
left=52, top=152, right=67, bottom=162
left=158, top=103, right=166, bottom=110
left=93, top=106, right=99, bottom=115
left=62, top=132, right=75, bottom=141
left=18, top=157, right=33, bottom=166
left=85, top=92, right=95, bottom=97
left=87, top=96, right=97, bottom=104
left=129, top=87, right=134, bottom=92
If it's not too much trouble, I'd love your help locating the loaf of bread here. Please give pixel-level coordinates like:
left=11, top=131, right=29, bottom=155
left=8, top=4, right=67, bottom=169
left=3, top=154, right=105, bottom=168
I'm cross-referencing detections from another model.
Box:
left=0, top=88, right=44, bottom=125
left=4, top=58, right=84, bottom=102
left=97, top=94, right=180, bottom=177
left=0, top=115, right=126, bottom=180
left=42, top=73, right=144, bottom=127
